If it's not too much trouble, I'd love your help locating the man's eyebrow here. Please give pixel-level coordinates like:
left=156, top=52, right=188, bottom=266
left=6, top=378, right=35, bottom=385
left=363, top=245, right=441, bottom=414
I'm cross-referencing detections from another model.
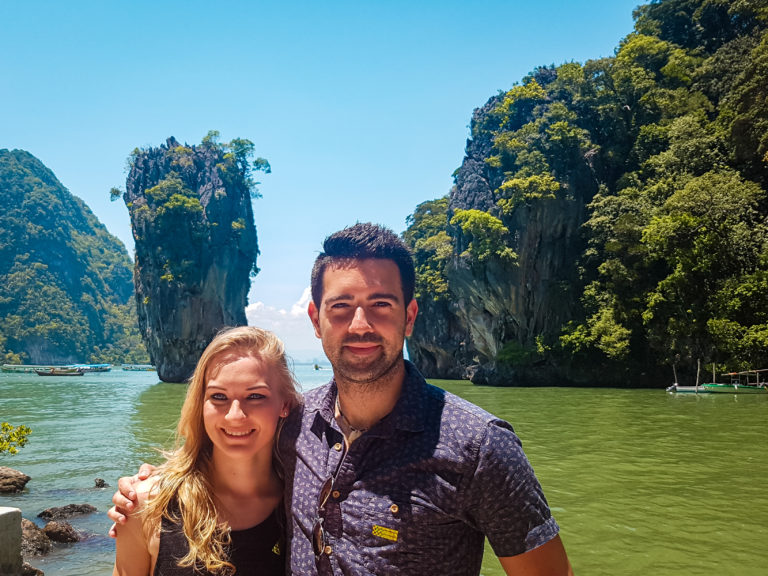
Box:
left=325, top=294, right=353, bottom=304
left=324, top=292, right=400, bottom=304
left=368, top=292, right=400, bottom=301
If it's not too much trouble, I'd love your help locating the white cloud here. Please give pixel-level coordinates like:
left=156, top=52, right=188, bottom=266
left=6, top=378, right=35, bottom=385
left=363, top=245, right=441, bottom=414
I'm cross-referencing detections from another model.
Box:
left=291, top=286, right=313, bottom=317
left=246, top=286, right=326, bottom=363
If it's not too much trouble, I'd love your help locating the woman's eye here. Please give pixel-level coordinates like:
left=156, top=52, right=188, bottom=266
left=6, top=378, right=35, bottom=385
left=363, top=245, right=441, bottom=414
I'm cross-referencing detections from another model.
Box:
left=248, top=393, right=266, bottom=400
left=210, top=393, right=227, bottom=401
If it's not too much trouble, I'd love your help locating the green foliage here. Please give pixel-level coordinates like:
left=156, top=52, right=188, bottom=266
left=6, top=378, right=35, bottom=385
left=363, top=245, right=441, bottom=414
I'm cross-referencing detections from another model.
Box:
left=496, top=340, right=542, bottom=367
left=404, top=198, right=452, bottom=300
left=485, top=80, right=547, bottom=133
left=497, top=174, right=560, bottom=215
left=450, top=209, right=517, bottom=265
left=201, top=130, right=221, bottom=149
left=0, top=422, right=31, bottom=455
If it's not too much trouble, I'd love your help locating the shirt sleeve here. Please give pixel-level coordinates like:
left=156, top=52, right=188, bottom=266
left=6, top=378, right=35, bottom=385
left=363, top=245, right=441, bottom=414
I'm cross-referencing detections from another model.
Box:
left=463, top=419, right=560, bottom=557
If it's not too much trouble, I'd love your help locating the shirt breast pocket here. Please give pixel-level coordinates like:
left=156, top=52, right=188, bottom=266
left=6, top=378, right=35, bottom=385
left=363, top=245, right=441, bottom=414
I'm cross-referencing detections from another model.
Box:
left=357, top=489, right=461, bottom=556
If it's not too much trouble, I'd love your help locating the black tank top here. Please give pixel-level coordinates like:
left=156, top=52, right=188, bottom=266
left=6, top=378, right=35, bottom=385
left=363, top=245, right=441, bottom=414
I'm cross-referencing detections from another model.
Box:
left=154, top=506, right=284, bottom=575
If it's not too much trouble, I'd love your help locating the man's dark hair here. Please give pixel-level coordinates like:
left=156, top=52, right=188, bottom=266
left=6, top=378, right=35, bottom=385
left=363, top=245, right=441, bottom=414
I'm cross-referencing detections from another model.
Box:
left=311, top=222, right=415, bottom=307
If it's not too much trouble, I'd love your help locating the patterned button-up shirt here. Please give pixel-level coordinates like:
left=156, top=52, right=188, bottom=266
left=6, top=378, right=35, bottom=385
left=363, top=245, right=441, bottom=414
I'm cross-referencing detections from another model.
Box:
left=279, top=361, right=559, bottom=575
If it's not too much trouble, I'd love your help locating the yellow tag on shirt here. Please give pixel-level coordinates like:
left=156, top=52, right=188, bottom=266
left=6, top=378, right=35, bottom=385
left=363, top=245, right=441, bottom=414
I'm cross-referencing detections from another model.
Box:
left=372, top=524, right=398, bottom=542
left=272, top=541, right=281, bottom=555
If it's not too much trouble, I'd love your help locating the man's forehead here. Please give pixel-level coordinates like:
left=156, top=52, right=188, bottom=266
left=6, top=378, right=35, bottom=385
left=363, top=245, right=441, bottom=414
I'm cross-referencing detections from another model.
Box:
left=321, top=258, right=403, bottom=292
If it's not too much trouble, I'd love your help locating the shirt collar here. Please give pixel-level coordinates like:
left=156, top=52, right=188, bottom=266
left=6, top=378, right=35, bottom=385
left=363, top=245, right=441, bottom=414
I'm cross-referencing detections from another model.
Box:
left=309, top=360, right=427, bottom=435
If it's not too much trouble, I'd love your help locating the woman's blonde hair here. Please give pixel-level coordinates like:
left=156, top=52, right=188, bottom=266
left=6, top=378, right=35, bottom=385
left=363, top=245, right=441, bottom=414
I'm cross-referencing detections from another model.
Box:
left=143, top=326, right=301, bottom=574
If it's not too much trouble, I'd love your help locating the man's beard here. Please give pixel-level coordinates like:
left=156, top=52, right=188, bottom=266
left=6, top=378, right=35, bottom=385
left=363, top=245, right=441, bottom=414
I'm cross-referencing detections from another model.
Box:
left=327, top=334, right=404, bottom=389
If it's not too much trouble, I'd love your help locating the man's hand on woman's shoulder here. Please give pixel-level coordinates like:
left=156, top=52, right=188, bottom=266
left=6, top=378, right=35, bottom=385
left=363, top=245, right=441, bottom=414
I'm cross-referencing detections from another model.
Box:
left=107, top=463, right=157, bottom=537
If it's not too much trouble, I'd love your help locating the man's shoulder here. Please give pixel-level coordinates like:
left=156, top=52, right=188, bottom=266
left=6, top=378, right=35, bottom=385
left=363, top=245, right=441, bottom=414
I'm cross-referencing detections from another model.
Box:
left=410, top=381, right=518, bottom=459
left=302, top=381, right=332, bottom=407
left=421, top=380, right=510, bottom=429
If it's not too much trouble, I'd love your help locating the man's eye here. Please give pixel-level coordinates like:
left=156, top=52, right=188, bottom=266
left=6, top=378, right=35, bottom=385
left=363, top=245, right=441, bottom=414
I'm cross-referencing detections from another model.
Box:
left=330, top=302, right=350, bottom=309
left=372, top=301, right=392, bottom=308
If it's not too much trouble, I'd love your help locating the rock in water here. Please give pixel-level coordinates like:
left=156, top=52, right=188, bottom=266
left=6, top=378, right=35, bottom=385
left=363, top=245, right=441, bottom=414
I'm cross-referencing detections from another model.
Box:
left=37, top=504, right=97, bottom=520
left=0, top=466, right=31, bottom=493
left=43, top=520, right=80, bottom=543
left=21, top=519, right=50, bottom=556
left=123, top=135, right=262, bottom=382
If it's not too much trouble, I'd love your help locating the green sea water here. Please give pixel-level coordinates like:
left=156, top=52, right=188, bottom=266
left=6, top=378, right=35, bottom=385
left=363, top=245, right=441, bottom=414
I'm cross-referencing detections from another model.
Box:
left=1, top=369, right=766, bottom=575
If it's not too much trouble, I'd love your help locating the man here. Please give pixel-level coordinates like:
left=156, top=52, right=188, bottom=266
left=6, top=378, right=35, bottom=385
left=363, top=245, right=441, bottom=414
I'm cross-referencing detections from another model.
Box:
left=111, top=223, right=573, bottom=575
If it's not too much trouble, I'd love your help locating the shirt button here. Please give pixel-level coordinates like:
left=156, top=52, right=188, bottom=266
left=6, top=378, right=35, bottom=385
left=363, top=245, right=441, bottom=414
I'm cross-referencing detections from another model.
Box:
left=332, top=490, right=341, bottom=499
left=333, top=442, right=343, bottom=451
left=390, top=504, right=399, bottom=514
left=324, top=545, right=333, bottom=555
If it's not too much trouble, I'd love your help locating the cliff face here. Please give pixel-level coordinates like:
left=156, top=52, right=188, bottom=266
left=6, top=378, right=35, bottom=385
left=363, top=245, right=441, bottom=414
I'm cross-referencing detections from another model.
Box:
left=407, top=96, right=594, bottom=385
left=124, top=137, right=259, bottom=382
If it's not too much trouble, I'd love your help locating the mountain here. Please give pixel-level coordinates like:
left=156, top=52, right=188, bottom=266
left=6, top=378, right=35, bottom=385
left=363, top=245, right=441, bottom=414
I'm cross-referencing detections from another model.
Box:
left=405, top=0, right=768, bottom=386
left=0, top=149, right=147, bottom=364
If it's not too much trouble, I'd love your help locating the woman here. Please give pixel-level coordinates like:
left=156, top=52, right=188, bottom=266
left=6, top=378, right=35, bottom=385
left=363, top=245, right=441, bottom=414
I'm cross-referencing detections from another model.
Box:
left=113, top=326, right=301, bottom=576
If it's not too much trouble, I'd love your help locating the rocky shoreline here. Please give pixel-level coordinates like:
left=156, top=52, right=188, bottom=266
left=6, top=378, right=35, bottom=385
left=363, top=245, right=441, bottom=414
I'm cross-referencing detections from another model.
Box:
left=1, top=466, right=106, bottom=575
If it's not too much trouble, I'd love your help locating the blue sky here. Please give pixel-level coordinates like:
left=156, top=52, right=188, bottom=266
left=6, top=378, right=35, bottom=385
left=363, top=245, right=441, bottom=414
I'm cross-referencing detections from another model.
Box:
left=1, top=0, right=640, bottom=361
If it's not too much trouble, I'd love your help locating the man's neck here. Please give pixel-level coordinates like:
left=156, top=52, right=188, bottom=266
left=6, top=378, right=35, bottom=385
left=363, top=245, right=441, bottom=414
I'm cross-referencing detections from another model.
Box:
left=334, top=360, right=407, bottom=432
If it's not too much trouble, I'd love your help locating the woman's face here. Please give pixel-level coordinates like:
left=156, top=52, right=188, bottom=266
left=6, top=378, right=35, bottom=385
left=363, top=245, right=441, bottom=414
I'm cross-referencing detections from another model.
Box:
left=202, top=352, right=288, bottom=462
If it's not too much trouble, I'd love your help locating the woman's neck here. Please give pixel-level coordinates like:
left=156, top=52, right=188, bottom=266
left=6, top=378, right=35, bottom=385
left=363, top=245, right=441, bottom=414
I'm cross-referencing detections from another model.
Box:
left=208, top=450, right=282, bottom=530
left=209, top=450, right=278, bottom=499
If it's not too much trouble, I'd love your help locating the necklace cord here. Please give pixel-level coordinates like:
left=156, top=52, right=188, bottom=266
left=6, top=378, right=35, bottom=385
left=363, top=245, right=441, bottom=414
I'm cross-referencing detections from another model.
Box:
left=335, top=395, right=369, bottom=434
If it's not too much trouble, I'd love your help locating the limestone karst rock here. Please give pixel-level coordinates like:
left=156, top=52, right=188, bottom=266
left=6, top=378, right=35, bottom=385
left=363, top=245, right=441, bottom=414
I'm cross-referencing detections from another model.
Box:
left=407, top=96, right=594, bottom=386
left=123, top=136, right=260, bottom=382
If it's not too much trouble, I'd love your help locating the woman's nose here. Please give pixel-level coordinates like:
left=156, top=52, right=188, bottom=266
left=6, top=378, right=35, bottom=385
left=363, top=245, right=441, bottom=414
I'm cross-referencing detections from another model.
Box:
left=225, top=399, right=245, bottom=420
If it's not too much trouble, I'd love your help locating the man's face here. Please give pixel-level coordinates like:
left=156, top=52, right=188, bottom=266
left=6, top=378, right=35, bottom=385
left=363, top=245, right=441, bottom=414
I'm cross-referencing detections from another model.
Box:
left=308, top=258, right=418, bottom=387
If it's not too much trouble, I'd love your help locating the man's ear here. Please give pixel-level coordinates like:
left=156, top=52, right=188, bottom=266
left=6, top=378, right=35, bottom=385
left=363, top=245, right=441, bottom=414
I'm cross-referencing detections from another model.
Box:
left=308, top=300, right=322, bottom=338
left=405, top=299, right=418, bottom=338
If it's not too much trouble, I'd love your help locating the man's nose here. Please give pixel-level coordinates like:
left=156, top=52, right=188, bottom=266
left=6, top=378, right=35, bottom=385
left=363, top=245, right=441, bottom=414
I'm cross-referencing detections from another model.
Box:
left=349, top=306, right=373, bottom=333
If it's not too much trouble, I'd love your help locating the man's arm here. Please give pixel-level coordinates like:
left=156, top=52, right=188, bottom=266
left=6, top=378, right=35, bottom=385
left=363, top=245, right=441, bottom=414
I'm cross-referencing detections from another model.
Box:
left=112, top=479, right=155, bottom=576
left=107, top=463, right=157, bottom=537
left=498, top=535, right=574, bottom=576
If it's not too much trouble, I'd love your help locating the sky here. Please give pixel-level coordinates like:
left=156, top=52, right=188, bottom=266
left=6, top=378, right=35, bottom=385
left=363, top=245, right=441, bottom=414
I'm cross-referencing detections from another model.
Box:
left=1, top=0, right=641, bottom=361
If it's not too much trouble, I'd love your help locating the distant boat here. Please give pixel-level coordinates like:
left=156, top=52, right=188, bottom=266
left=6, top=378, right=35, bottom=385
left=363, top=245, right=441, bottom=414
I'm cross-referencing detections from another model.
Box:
left=667, top=368, right=768, bottom=394
left=2, top=364, right=56, bottom=373
left=69, top=363, right=112, bottom=372
left=121, top=364, right=156, bottom=371
left=35, top=367, right=85, bottom=376
left=3, top=363, right=111, bottom=374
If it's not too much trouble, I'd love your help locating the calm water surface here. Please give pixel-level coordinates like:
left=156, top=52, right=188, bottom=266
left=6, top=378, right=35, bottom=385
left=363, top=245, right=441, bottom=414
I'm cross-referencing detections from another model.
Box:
left=1, top=368, right=766, bottom=575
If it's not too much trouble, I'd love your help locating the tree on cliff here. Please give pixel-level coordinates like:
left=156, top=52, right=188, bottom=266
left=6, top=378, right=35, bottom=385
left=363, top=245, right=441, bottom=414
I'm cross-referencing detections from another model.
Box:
left=405, top=0, right=768, bottom=386
left=118, top=132, right=268, bottom=382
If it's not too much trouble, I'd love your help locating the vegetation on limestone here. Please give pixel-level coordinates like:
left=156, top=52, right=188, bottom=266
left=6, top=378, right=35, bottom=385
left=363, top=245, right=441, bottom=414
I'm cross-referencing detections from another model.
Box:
left=405, top=0, right=768, bottom=384
left=0, top=149, right=148, bottom=364
left=121, top=132, right=264, bottom=381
